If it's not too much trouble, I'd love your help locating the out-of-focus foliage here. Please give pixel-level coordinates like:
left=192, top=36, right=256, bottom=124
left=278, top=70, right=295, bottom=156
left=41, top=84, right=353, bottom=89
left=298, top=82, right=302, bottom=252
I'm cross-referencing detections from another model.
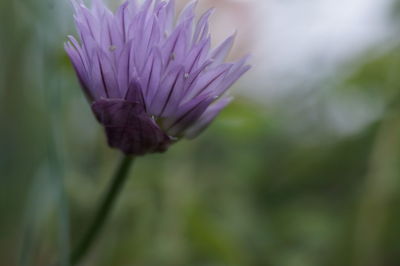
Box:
left=2, top=0, right=400, bottom=266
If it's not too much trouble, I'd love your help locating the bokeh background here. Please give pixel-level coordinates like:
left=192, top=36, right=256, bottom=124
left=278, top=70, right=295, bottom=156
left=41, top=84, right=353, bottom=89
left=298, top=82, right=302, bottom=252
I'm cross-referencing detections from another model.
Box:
left=2, top=0, right=400, bottom=265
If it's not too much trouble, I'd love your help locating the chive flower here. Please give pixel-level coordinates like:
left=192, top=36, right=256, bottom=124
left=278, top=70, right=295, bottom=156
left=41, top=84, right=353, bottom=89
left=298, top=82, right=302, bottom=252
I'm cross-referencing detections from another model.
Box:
left=65, top=0, right=250, bottom=155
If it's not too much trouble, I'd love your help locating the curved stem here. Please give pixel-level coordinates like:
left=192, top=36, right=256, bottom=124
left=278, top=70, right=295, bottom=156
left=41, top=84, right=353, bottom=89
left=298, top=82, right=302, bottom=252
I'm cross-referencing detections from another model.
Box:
left=71, top=155, right=135, bottom=265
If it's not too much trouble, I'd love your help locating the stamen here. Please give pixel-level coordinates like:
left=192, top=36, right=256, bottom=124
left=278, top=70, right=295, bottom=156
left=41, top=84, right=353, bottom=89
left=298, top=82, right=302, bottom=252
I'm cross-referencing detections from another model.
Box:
left=109, top=45, right=117, bottom=52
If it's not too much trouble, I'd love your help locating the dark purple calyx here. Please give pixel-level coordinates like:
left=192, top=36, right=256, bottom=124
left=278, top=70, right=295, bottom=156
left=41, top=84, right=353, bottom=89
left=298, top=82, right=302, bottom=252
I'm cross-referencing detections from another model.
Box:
left=92, top=98, right=171, bottom=155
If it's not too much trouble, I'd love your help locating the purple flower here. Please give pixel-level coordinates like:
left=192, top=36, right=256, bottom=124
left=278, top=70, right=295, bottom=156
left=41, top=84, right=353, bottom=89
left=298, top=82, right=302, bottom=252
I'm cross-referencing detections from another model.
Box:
left=65, top=0, right=250, bottom=155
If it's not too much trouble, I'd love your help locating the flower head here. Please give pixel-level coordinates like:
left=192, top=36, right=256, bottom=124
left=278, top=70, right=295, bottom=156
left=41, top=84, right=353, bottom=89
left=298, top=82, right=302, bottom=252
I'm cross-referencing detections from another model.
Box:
left=65, top=0, right=250, bottom=155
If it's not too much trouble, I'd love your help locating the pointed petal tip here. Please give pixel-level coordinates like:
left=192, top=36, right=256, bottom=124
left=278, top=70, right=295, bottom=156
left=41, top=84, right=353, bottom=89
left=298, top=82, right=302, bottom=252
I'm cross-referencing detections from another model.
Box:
left=207, top=7, right=216, bottom=15
left=230, top=30, right=238, bottom=38
left=63, top=42, right=70, bottom=51
left=184, top=96, right=233, bottom=139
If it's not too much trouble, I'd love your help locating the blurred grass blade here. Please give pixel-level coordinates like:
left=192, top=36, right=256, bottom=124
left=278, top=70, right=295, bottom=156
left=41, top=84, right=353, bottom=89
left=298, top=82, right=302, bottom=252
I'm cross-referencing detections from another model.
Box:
left=354, top=113, right=400, bottom=266
left=18, top=163, right=53, bottom=266
left=48, top=112, right=70, bottom=266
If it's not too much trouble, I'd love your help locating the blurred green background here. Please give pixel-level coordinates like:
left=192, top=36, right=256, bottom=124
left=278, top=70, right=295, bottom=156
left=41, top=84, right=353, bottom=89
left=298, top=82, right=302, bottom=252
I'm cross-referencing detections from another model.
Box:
left=2, top=0, right=400, bottom=265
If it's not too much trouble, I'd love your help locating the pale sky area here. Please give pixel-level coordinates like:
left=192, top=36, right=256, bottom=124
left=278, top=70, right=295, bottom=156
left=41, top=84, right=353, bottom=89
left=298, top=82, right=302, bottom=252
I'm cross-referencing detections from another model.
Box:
left=195, top=0, right=395, bottom=101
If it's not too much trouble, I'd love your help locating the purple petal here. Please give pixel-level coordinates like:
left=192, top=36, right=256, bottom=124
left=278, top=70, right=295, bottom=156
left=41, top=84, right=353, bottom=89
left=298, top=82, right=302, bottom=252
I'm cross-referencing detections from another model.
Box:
left=184, top=96, right=233, bottom=138
left=182, top=59, right=213, bottom=94
left=141, top=48, right=163, bottom=106
left=75, top=21, right=97, bottom=61
left=138, top=15, right=161, bottom=72
left=148, top=65, right=185, bottom=116
left=158, top=0, right=175, bottom=35
left=65, top=42, right=92, bottom=99
left=115, top=1, right=129, bottom=42
left=77, top=5, right=101, bottom=41
left=214, top=56, right=251, bottom=96
left=210, top=32, right=236, bottom=66
left=163, top=94, right=214, bottom=136
left=140, top=0, right=153, bottom=15
left=117, top=40, right=135, bottom=97
left=67, top=35, right=87, bottom=66
left=177, top=0, right=197, bottom=25
left=126, top=0, right=139, bottom=18
left=101, top=13, right=124, bottom=56
left=183, top=63, right=232, bottom=101
left=89, top=46, right=120, bottom=99
left=193, top=8, right=214, bottom=43
left=161, top=22, right=187, bottom=67
left=184, top=36, right=211, bottom=74
left=91, top=0, right=109, bottom=19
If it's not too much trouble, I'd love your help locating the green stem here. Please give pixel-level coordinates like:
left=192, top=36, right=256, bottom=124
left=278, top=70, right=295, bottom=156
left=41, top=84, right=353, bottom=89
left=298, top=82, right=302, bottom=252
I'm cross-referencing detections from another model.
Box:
left=71, top=155, right=135, bottom=265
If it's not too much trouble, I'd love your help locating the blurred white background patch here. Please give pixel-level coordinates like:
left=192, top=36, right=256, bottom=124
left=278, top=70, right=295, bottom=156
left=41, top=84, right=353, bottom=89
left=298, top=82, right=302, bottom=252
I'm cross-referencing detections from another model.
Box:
left=194, top=0, right=394, bottom=99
